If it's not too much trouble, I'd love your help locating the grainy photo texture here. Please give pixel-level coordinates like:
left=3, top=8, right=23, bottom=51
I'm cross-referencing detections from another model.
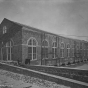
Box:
left=0, top=0, right=88, bottom=88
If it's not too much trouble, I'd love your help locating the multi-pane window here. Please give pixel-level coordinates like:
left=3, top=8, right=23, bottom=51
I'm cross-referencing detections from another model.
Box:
left=87, top=46, right=88, bottom=57
left=82, top=43, right=84, bottom=57
left=28, top=38, right=37, bottom=60
left=6, top=40, right=13, bottom=60
left=52, top=42, right=57, bottom=59
left=76, top=44, right=79, bottom=57
left=80, top=43, right=82, bottom=57
left=60, top=42, right=64, bottom=58
left=72, top=44, right=74, bottom=57
left=85, top=46, right=87, bottom=57
left=67, top=44, right=70, bottom=57
left=42, top=40, right=48, bottom=59
left=3, top=26, right=7, bottom=34
left=84, top=46, right=86, bottom=57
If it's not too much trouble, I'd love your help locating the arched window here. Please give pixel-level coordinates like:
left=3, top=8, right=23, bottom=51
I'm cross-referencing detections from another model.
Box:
left=42, top=40, right=48, bottom=59
left=67, top=44, right=70, bottom=57
left=60, top=42, right=64, bottom=58
left=28, top=38, right=37, bottom=60
left=42, top=40, right=48, bottom=46
left=52, top=42, right=57, bottom=59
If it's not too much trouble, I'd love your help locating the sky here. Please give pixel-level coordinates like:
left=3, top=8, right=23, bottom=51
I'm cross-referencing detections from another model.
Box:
left=0, top=0, right=88, bottom=41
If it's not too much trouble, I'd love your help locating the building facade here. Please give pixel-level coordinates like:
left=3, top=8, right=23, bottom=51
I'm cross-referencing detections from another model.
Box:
left=0, top=18, right=88, bottom=66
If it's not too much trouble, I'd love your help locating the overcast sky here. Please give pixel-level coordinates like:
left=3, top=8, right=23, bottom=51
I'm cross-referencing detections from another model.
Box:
left=0, top=0, right=88, bottom=40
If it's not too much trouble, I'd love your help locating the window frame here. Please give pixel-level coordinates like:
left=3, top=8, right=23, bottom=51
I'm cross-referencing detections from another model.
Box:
left=3, top=26, right=7, bottom=34
left=72, top=44, right=75, bottom=57
left=76, top=44, right=79, bottom=58
left=60, top=42, right=64, bottom=58
left=42, top=39, right=49, bottom=59
left=52, top=41, right=57, bottom=59
left=6, top=40, right=13, bottom=61
left=67, top=43, right=70, bottom=58
left=27, top=37, right=38, bottom=61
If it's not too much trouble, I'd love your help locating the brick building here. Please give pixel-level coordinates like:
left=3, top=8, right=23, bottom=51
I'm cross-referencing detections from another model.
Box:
left=0, top=18, right=88, bottom=66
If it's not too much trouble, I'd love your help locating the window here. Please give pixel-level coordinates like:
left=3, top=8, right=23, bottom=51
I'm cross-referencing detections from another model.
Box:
left=28, top=38, right=37, bottom=60
left=76, top=44, right=79, bottom=57
left=87, top=46, right=88, bottom=57
left=85, top=46, right=87, bottom=57
left=60, top=42, right=64, bottom=58
left=72, top=44, right=74, bottom=57
left=67, top=44, right=70, bottom=57
left=82, top=44, right=84, bottom=57
left=52, top=42, right=57, bottom=59
left=6, top=40, right=13, bottom=60
left=84, top=46, right=86, bottom=57
left=76, top=44, right=80, bottom=57
left=42, top=40, right=48, bottom=59
left=80, top=43, right=82, bottom=57
left=3, top=26, right=7, bottom=34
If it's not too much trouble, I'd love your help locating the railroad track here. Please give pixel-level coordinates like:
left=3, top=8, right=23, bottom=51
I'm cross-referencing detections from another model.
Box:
left=0, top=62, right=88, bottom=88
left=21, top=64, right=88, bottom=83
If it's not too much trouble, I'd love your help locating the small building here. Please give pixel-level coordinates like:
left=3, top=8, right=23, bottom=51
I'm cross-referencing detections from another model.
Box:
left=0, top=18, right=88, bottom=66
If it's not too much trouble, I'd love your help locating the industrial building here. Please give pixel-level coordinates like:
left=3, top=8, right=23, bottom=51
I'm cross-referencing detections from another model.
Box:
left=0, top=18, right=88, bottom=66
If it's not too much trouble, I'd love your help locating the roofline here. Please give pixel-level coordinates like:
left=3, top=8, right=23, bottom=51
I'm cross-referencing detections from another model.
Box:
left=2, top=18, right=88, bottom=43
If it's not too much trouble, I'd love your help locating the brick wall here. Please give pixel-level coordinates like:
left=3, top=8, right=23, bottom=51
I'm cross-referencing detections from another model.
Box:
left=0, top=18, right=14, bottom=36
left=0, top=19, right=22, bottom=62
left=21, top=27, right=61, bottom=65
left=11, top=28, right=22, bottom=62
left=22, top=27, right=42, bottom=65
left=12, top=45, right=22, bottom=62
left=21, top=27, right=81, bottom=65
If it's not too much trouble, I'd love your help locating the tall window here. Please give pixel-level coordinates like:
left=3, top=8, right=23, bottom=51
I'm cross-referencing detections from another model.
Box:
left=85, top=46, right=87, bottom=57
left=60, top=42, right=64, bottom=58
left=72, top=44, right=74, bottom=57
left=82, top=44, right=84, bottom=57
left=84, top=46, right=86, bottom=57
left=3, top=26, right=7, bottom=34
left=87, top=46, right=88, bottom=57
left=67, top=44, right=70, bottom=57
left=28, top=38, right=37, bottom=60
left=6, top=40, right=13, bottom=60
left=80, top=43, right=82, bottom=57
left=76, top=44, right=79, bottom=57
left=52, top=42, right=57, bottom=59
left=42, top=40, right=48, bottom=59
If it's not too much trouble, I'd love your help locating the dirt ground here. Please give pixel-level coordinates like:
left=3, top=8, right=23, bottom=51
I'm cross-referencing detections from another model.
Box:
left=0, top=72, right=44, bottom=88
left=0, top=69, right=70, bottom=88
left=0, top=62, right=87, bottom=88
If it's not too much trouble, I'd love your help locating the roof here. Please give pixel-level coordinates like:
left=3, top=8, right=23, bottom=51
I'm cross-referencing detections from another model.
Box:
left=2, top=18, right=88, bottom=42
